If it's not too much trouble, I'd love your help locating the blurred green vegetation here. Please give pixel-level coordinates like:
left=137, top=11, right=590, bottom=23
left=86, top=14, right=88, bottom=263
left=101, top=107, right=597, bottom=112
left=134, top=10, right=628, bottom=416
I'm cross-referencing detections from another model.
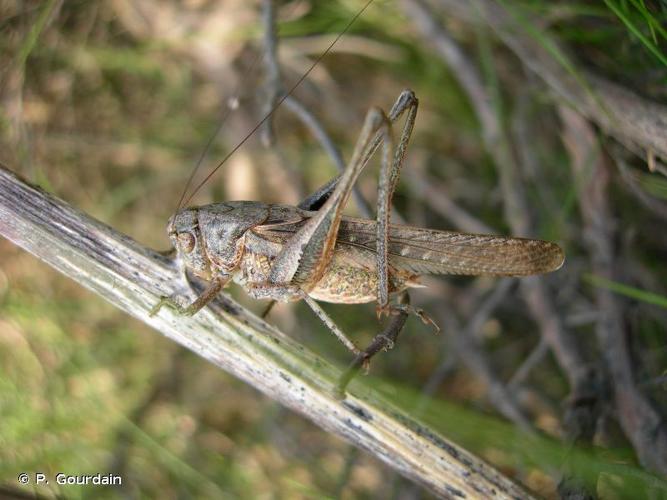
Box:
left=1, top=0, right=666, bottom=498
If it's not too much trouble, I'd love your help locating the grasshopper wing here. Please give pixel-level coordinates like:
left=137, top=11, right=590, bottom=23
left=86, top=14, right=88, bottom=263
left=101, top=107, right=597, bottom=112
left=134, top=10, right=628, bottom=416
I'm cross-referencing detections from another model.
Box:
left=337, top=219, right=564, bottom=277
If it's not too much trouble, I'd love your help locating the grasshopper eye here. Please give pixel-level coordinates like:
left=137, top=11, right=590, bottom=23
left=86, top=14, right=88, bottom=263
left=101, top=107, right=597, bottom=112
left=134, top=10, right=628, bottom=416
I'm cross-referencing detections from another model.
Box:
left=177, top=232, right=196, bottom=253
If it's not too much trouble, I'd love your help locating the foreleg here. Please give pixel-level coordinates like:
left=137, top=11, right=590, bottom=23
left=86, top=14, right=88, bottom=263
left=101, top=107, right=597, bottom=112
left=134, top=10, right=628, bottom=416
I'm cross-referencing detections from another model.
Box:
left=150, top=275, right=228, bottom=317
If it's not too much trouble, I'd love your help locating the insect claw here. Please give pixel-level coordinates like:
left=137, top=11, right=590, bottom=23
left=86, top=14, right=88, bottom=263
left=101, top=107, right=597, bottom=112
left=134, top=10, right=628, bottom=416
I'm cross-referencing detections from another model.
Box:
left=361, top=356, right=371, bottom=374
left=149, top=296, right=170, bottom=317
left=181, top=306, right=196, bottom=317
left=150, top=295, right=198, bottom=317
left=416, top=309, right=440, bottom=333
left=375, top=303, right=392, bottom=319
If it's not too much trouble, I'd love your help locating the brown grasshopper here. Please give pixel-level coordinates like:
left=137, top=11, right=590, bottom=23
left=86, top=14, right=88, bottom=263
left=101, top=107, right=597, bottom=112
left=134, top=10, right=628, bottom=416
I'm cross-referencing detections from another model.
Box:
left=151, top=90, right=564, bottom=381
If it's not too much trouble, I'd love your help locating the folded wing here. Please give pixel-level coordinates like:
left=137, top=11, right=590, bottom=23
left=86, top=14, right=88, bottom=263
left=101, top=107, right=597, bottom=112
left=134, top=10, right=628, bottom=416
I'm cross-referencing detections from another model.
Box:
left=337, top=219, right=564, bottom=276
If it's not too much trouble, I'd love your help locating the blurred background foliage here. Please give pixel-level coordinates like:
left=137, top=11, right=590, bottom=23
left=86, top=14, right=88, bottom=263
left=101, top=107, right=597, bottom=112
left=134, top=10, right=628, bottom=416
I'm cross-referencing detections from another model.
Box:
left=1, top=0, right=666, bottom=498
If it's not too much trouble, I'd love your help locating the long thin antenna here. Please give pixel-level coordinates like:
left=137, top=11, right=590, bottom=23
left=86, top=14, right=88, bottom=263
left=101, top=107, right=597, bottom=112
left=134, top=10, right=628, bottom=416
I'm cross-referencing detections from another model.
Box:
left=181, top=0, right=376, bottom=208
left=176, top=1, right=305, bottom=211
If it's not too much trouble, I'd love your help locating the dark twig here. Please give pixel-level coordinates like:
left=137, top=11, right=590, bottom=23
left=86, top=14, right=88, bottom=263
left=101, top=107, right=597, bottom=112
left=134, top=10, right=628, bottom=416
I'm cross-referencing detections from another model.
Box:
left=561, top=107, right=667, bottom=476
left=406, top=168, right=493, bottom=234
left=432, top=0, right=667, bottom=163
left=283, top=95, right=346, bottom=172
left=438, top=288, right=534, bottom=431
left=260, top=0, right=282, bottom=147
left=281, top=94, right=374, bottom=218
left=259, top=0, right=373, bottom=218
left=615, top=156, right=667, bottom=222
left=507, top=338, right=550, bottom=389
left=402, top=1, right=602, bottom=494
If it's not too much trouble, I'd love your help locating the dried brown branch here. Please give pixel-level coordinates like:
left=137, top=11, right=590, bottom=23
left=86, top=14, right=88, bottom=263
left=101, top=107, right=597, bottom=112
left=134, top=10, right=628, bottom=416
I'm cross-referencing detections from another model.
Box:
left=427, top=0, right=667, bottom=162
left=436, top=281, right=534, bottom=432
left=406, top=170, right=494, bottom=234
left=260, top=0, right=282, bottom=147
left=0, top=163, right=533, bottom=499
left=560, top=107, right=667, bottom=476
left=402, top=0, right=597, bottom=416
left=401, top=2, right=604, bottom=494
left=615, top=157, right=667, bottom=221
left=259, top=0, right=375, bottom=219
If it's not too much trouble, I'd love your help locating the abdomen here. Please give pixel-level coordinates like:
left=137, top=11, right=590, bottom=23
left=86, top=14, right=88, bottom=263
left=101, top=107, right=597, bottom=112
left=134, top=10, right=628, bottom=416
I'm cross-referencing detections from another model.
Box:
left=308, top=253, right=419, bottom=304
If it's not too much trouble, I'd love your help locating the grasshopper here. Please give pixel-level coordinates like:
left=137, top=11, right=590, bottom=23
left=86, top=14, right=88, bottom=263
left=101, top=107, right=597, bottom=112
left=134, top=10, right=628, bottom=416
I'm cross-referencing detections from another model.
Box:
left=151, top=89, right=564, bottom=381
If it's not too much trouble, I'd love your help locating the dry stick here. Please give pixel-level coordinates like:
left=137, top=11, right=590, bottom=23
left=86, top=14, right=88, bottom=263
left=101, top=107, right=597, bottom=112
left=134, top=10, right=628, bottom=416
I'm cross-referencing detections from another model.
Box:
left=403, top=0, right=595, bottom=404
left=560, top=108, right=667, bottom=476
left=406, top=170, right=493, bottom=235
left=0, top=165, right=532, bottom=499
left=283, top=95, right=346, bottom=173
left=281, top=95, right=375, bottom=219
left=432, top=0, right=667, bottom=163
left=407, top=178, right=531, bottom=425
left=507, top=338, right=550, bottom=390
left=615, top=157, right=667, bottom=221
left=402, top=0, right=601, bottom=494
left=437, top=281, right=535, bottom=432
left=260, top=0, right=282, bottom=147
left=259, top=0, right=373, bottom=219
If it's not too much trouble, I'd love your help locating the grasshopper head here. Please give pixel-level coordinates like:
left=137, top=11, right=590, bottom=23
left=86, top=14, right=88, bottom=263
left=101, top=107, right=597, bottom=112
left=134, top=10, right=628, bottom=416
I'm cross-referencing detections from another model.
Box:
left=167, top=208, right=213, bottom=280
left=168, top=202, right=270, bottom=279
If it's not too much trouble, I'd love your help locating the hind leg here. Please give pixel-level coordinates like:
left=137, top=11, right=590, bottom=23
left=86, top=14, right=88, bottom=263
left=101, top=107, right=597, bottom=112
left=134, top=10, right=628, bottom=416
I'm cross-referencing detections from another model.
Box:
left=336, top=292, right=411, bottom=397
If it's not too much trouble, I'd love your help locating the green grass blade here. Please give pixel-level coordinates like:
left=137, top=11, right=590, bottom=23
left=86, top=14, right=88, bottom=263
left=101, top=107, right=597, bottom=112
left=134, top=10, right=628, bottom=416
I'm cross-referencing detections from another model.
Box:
left=603, top=0, right=667, bottom=67
left=628, top=0, right=667, bottom=42
left=585, top=274, right=667, bottom=309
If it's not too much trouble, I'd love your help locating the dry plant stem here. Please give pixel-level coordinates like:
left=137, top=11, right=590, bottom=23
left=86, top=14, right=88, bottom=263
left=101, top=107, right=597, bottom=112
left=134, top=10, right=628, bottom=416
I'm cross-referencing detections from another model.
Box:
left=430, top=0, right=667, bottom=162
left=407, top=170, right=493, bottom=234
left=403, top=2, right=601, bottom=493
left=419, top=278, right=533, bottom=434
left=560, top=108, right=667, bottom=476
left=0, top=164, right=532, bottom=499
left=281, top=94, right=374, bottom=219
left=260, top=0, right=373, bottom=219
left=283, top=95, right=346, bottom=173
left=261, top=0, right=281, bottom=147
left=615, top=157, right=667, bottom=221
left=438, top=300, right=533, bottom=432
left=403, top=0, right=593, bottom=404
